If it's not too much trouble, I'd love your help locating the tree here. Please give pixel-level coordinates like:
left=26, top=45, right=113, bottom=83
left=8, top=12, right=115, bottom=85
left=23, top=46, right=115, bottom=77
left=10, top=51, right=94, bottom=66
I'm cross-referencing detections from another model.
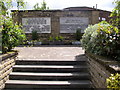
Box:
left=110, top=0, right=120, bottom=29
left=33, top=0, right=49, bottom=10
left=0, top=1, right=7, bottom=15
left=33, top=3, right=41, bottom=10
left=16, top=0, right=26, bottom=10
left=0, top=0, right=26, bottom=15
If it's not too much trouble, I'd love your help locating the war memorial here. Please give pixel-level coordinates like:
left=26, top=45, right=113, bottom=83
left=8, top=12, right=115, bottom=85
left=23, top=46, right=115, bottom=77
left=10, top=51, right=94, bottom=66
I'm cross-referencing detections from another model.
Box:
left=2, top=4, right=120, bottom=89
left=12, top=7, right=111, bottom=42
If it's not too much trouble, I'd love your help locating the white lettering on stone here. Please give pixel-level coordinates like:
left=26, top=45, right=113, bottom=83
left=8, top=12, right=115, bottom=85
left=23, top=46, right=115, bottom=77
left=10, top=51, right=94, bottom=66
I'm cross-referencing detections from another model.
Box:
left=22, top=17, right=51, bottom=33
left=60, top=17, right=89, bottom=33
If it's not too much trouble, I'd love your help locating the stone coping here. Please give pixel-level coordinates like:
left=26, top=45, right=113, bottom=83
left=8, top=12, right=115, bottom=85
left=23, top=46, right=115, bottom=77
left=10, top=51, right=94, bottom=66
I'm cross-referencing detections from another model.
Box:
left=0, top=51, right=18, bottom=62
left=86, top=52, right=120, bottom=73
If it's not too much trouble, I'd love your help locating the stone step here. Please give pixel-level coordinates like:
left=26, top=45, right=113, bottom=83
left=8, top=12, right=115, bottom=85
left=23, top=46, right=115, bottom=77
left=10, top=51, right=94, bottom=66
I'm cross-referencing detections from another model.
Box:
left=5, top=80, right=91, bottom=89
left=13, top=65, right=88, bottom=73
left=10, top=72, right=90, bottom=80
left=15, top=59, right=87, bottom=65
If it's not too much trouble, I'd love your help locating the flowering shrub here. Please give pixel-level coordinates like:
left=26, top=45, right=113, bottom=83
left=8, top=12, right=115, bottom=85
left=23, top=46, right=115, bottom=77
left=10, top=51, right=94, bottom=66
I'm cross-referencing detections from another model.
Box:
left=1, top=17, right=26, bottom=53
left=107, top=73, right=120, bottom=89
left=81, top=21, right=120, bottom=60
left=0, top=0, right=26, bottom=54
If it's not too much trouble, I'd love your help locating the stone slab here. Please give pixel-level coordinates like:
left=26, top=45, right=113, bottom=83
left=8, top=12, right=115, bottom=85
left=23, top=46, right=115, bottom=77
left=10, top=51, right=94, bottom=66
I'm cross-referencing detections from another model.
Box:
left=15, top=46, right=84, bottom=60
left=22, top=17, right=51, bottom=33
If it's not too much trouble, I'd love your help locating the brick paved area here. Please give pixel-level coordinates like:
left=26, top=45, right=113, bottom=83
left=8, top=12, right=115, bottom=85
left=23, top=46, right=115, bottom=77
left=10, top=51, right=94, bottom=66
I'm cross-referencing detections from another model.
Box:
left=15, top=46, right=84, bottom=60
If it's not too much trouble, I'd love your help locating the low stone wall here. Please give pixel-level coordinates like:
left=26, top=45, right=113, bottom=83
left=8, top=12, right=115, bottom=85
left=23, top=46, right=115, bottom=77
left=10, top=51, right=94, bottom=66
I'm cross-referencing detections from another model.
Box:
left=86, top=52, right=120, bottom=88
left=0, top=51, right=18, bottom=89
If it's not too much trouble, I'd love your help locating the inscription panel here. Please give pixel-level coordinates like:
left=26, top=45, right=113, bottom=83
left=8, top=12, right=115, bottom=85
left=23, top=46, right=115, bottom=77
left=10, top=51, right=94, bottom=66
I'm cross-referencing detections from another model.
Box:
left=60, top=17, right=89, bottom=33
left=22, top=17, right=51, bottom=33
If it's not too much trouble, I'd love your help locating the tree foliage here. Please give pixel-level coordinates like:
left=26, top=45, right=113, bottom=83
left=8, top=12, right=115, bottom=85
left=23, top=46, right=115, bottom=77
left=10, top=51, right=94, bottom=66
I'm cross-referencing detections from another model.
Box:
left=33, top=0, right=49, bottom=10
left=16, top=0, right=26, bottom=10
left=0, top=0, right=26, bottom=12
left=110, top=0, right=120, bottom=29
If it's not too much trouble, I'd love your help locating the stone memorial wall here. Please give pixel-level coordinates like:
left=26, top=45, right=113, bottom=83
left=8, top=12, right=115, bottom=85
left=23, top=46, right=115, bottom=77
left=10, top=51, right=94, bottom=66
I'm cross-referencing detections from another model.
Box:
left=12, top=10, right=101, bottom=41
left=60, top=17, right=89, bottom=33
left=22, top=17, right=51, bottom=33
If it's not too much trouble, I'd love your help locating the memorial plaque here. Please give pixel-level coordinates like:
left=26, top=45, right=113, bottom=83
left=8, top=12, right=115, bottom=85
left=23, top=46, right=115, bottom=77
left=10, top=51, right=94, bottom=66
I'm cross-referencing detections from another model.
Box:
left=22, top=17, right=51, bottom=33
left=60, top=17, right=89, bottom=33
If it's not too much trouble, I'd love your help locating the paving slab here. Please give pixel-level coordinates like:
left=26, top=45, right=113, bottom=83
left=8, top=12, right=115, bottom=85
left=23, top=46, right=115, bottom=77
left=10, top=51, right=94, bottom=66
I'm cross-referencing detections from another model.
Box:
left=15, top=46, right=85, bottom=60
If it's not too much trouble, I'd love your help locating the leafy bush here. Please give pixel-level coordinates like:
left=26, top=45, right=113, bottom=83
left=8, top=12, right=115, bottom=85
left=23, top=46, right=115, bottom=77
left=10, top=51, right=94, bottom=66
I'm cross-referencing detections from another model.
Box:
left=81, top=21, right=120, bottom=60
left=31, top=30, right=39, bottom=40
left=55, top=36, right=59, bottom=41
left=55, top=36, right=64, bottom=41
left=49, top=36, right=54, bottom=42
left=1, top=17, right=26, bottom=53
left=49, top=36, right=64, bottom=42
left=75, top=29, right=82, bottom=41
left=107, top=73, right=120, bottom=89
left=59, top=36, right=64, bottom=41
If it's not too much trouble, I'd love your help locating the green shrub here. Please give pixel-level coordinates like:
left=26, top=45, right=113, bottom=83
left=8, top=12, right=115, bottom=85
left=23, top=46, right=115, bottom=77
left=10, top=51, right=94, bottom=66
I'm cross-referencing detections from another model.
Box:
left=107, top=73, right=120, bottom=89
left=49, top=36, right=64, bottom=42
left=81, top=24, right=99, bottom=52
left=59, top=36, right=64, bottom=41
left=2, top=17, right=26, bottom=53
left=75, top=29, right=82, bottom=41
left=49, top=36, right=54, bottom=42
left=81, top=21, right=120, bottom=60
left=55, top=36, right=59, bottom=41
left=31, top=30, right=39, bottom=40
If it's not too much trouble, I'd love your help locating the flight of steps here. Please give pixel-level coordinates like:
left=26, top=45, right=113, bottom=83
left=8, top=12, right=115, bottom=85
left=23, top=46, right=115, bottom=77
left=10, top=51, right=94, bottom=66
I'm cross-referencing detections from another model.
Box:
left=4, top=55, right=91, bottom=89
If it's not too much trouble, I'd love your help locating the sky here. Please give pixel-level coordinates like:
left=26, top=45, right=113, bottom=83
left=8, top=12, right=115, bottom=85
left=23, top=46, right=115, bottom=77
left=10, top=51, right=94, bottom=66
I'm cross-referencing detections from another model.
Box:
left=12, top=0, right=116, bottom=11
